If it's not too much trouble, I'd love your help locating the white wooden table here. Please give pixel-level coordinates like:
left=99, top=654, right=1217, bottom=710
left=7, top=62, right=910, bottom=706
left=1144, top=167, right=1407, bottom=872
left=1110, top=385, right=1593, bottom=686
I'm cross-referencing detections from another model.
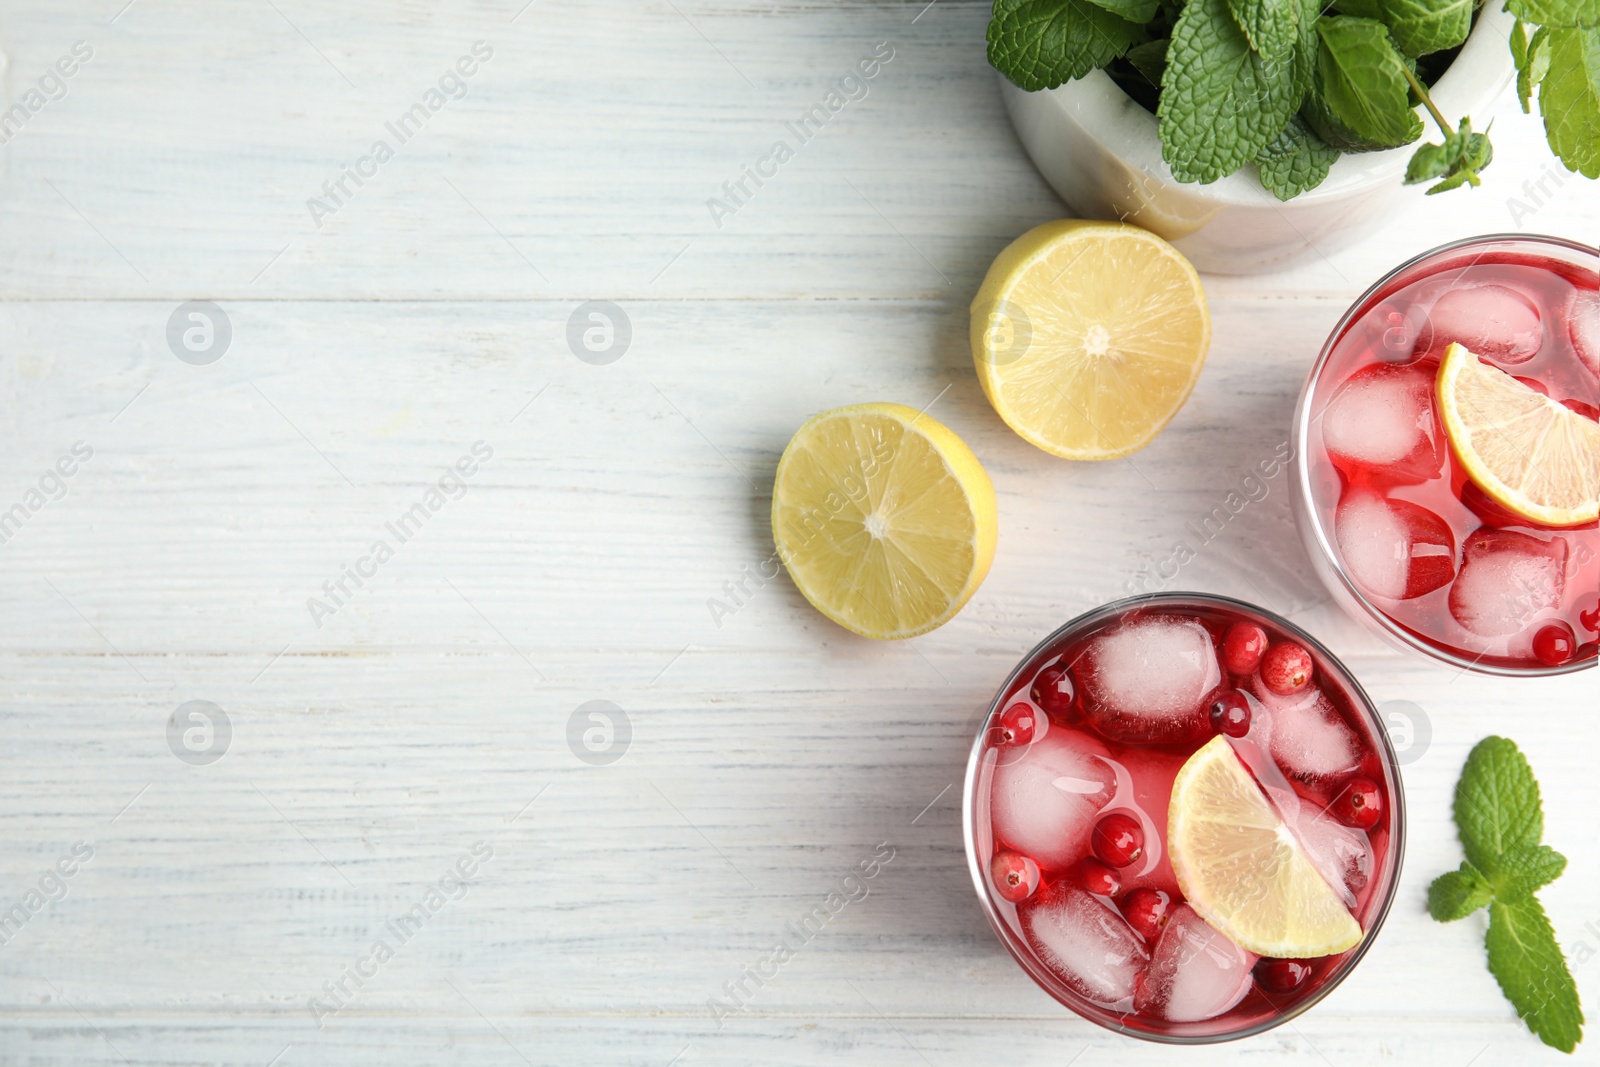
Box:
left=0, top=2, right=1595, bottom=1064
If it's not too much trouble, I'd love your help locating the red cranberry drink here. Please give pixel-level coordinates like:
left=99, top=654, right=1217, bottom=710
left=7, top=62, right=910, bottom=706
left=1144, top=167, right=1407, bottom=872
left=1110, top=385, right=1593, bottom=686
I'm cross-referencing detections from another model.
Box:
left=963, top=594, right=1403, bottom=1042
left=1295, top=235, right=1600, bottom=674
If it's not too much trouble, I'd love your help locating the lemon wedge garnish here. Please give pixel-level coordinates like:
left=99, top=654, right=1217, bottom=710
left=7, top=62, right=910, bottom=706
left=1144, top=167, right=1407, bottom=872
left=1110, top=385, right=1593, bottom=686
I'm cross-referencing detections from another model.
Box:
left=1168, top=736, right=1363, bottom=958
left=1437, top=342, right=1600, bottom=527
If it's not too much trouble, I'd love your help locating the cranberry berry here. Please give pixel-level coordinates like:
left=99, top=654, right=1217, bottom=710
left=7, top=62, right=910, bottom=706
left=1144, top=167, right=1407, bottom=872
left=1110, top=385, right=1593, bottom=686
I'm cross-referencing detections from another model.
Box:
left=1221, top=622, right=1269, bottom=676
left=1208, top=689, right=1252, bottom=738
left=1260, top=642, right=1314, bottom=695
left=1579, top=597, right=1599, bottom=636
left=990, top=849, right=1041, bottom=903
left=1120, top=887, right=1173, bottom=942
left=1332, top=777, right=1383, bottom=830
left=995, top=702, right=1039, bottom=747
left=1073, top=858, right=1121, bottom=897
left=1532, top=621, right=1577, bottom=667
left=1091, top=812, right=1144, bottom=868
left=1030, top=663, right=1075, bottom=717
left=1254, top=958, right=1313, bottom=994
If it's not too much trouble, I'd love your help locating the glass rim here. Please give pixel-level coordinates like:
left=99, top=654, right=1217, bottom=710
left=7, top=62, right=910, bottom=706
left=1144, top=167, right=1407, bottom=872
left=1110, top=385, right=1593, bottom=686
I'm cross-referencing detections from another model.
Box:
left=960, top=591, right=1408, bottom=1045
left=1291, top=232, right=1599, bottom=678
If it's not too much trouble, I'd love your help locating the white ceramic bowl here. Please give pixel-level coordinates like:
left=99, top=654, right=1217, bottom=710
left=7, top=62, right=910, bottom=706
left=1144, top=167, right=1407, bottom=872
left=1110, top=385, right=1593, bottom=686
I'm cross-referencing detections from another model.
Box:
left=1000, top=6, right=1518, bottom=273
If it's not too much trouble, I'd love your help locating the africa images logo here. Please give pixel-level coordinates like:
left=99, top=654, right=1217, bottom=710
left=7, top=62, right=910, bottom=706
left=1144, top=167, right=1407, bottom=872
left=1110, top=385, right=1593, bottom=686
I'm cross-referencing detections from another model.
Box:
left=305, top=42, right=495, bottom=228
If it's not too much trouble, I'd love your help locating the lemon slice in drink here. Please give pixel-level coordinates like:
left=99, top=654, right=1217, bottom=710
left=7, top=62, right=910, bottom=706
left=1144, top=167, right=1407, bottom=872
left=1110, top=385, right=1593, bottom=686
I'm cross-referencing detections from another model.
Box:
left=1437, top=342, right=1600, bottom=527
left=970, top=220, right=1211, bottom=459
left=1168, top=736, right=1363, bottom=958
left=771, top=403, right=997, bottom=640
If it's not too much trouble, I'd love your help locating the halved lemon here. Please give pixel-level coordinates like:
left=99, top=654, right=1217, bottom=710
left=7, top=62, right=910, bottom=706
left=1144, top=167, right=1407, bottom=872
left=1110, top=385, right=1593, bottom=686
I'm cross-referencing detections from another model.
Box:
left=1437, top=342, right=1600, bottom=527
left=1168, top=736, right=1363, bottom=958
left=970, top=220, right=1210, bottom=459
left=771, top=403, right=997, bottom=640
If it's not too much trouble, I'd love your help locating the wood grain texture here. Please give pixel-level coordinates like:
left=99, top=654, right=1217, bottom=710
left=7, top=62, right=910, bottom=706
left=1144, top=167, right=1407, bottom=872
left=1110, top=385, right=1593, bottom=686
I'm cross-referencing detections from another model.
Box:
left=0, top=1, right=1596, bottom=1064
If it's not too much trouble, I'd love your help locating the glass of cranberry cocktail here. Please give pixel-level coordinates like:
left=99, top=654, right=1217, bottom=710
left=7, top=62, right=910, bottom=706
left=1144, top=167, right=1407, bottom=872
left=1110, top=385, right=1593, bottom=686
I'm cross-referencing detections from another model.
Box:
left=963, top=593, right=1404, bottom=1043
left=1293, top=234, right=1599, bottom=674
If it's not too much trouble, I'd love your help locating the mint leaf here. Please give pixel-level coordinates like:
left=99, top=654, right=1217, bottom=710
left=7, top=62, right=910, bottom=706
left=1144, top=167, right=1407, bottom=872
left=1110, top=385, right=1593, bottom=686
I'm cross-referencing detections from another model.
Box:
left=987, top=0, right=1144, bottom=91
left=1404, top=115, right=1493, bottom=193
left=1302, top=86, right=1381, bottom=149
left=1085, top=0, right=1162, bottom=25
left=1492, top=844, right=1568, bottom=902
left=1405, top=139, right=1453, bottom=180
left=1540, top=27, right=1600, bottom=177
left=1486, top=897, right=1585, bottom=1053
left=1505, top=0, right=1600, bottom=27
left=1433, top=739, right=1582, bottom=1053
left=1454, top=736, right=1545, bottom=877
left=1314, top=16, right=1425, bottom=148
left=1518, top=24, right=1554, bottom=113
left=1125, top=38, right=1170, bottom=83
left=1378, top=0, right=1472, bottom=57
left=1428, top=861, right=1494, bottom=921
left=1293, top=0, right=1324, bottom=98
left=1333, top=0, right=1384, bottom=16
left=1159, top=0, right=1305, bottom=182
left=1227, top=0, right=1302, bottom=58
left=1254, top=115, right=1340, bottom=198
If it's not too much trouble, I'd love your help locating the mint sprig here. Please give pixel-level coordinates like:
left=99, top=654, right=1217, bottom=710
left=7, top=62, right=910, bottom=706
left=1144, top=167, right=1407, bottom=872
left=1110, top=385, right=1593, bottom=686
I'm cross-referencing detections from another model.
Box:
left=1402, top=115, right=1493, bottom=193
left=984, top=0, right=1600, bottom=197
left=1429, top=736, right=1583, bottom=1054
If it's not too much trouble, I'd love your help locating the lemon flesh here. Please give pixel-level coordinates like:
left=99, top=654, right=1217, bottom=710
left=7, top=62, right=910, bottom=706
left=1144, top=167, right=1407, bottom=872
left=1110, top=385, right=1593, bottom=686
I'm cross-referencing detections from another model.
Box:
left=1168, top=736, right=1364, bottom=959
left=971, top=220, right=1211, bottom=460
left=1437, top=342, right=1600, bottom=527
left=771, top=403, right=997, bottom=640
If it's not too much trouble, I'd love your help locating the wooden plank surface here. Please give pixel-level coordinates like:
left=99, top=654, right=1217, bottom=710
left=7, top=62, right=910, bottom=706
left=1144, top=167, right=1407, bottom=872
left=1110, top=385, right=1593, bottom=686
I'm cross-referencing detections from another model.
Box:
left=0, top=2, right=1596, bottom=1064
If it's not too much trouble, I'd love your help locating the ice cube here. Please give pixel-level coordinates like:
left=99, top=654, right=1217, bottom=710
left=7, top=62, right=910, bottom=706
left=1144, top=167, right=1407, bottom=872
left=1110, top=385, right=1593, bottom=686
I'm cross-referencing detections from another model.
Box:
left=1078, top=616, right=1220, bottom=744
left=1320, top=363, right=1442, bottom=481
left=1252, top=680, right=1362, bottom=783
left=1448, top=528, right=1569, bottom=637
left=1133, top=904, right=1256, bottom=1023
left=1571, top=290, right=1600, bottom=379
left=1427, top=284, right=1543, bottom=364
left=1289, top=802, right=1374, bottom=905
left=1335, top=490, right=1456, bottom=600
left=1021, top=883, right=1150, bottom=1005
left=990, top=729, right=1116, bottom=869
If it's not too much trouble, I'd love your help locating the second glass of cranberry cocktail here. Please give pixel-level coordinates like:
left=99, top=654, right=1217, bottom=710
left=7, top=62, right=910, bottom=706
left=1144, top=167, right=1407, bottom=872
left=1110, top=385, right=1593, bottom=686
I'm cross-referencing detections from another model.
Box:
left=1294, top=235, right=1599, bottom=674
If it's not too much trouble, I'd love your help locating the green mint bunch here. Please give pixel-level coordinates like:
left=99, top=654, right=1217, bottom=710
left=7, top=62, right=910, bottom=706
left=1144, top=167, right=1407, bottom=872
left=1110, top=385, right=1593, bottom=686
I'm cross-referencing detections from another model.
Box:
left=986, top=0, right=1600, bottom=199
left=1429, top=736, right=1583, bottom=1053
